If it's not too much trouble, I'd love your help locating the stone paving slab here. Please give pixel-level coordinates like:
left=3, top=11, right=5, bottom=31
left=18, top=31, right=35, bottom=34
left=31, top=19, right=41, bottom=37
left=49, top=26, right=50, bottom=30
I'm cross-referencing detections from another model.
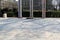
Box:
left=0, top=18, right=60, bottom=40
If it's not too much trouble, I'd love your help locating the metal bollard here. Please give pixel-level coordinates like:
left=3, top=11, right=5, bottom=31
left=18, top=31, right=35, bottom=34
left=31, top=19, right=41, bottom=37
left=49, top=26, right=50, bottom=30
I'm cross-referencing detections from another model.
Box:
left=3, top=13, right=7, bottom=18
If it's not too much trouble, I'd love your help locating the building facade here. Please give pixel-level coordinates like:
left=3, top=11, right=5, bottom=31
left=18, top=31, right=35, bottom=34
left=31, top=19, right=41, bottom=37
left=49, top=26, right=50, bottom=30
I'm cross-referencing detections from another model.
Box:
left=0, top=0, right=60, bottom=18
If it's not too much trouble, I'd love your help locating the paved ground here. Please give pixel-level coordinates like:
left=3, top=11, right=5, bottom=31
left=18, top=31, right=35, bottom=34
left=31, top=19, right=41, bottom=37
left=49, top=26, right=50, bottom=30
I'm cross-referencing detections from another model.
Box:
left=0, top=18, right=60, bottom=40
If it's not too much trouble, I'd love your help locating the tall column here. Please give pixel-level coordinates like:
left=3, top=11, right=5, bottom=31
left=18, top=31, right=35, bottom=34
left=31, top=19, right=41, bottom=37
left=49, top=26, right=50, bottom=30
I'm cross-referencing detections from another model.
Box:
left=30, top=0, right=33, bottom=18
left=0, top=0, right=1, bottom=16
left=42, top=0, right=46, bottom=18
left=18, top=0, right=22, bottom=18
left=0, top=0, right=1, bottom=9
left=0, top=0, right=1, bottom=8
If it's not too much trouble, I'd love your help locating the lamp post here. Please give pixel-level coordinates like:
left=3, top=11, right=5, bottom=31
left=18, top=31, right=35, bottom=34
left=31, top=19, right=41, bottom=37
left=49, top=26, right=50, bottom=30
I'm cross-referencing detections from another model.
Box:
left=52, top=0, right=59, bottom=10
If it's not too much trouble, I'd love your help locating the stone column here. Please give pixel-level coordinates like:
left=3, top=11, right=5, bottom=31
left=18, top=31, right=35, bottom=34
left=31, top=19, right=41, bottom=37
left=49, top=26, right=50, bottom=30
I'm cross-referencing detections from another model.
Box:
left=18, top=0, right=22, bottom=18
left=42, top=0, right=46, bottom=18
left=30, top=0, right=33, bottom=18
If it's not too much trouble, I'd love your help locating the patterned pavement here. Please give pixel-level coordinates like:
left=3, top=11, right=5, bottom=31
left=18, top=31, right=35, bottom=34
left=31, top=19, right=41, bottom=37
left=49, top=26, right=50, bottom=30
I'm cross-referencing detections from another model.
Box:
left=0, top=18, right=60, bottom=40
